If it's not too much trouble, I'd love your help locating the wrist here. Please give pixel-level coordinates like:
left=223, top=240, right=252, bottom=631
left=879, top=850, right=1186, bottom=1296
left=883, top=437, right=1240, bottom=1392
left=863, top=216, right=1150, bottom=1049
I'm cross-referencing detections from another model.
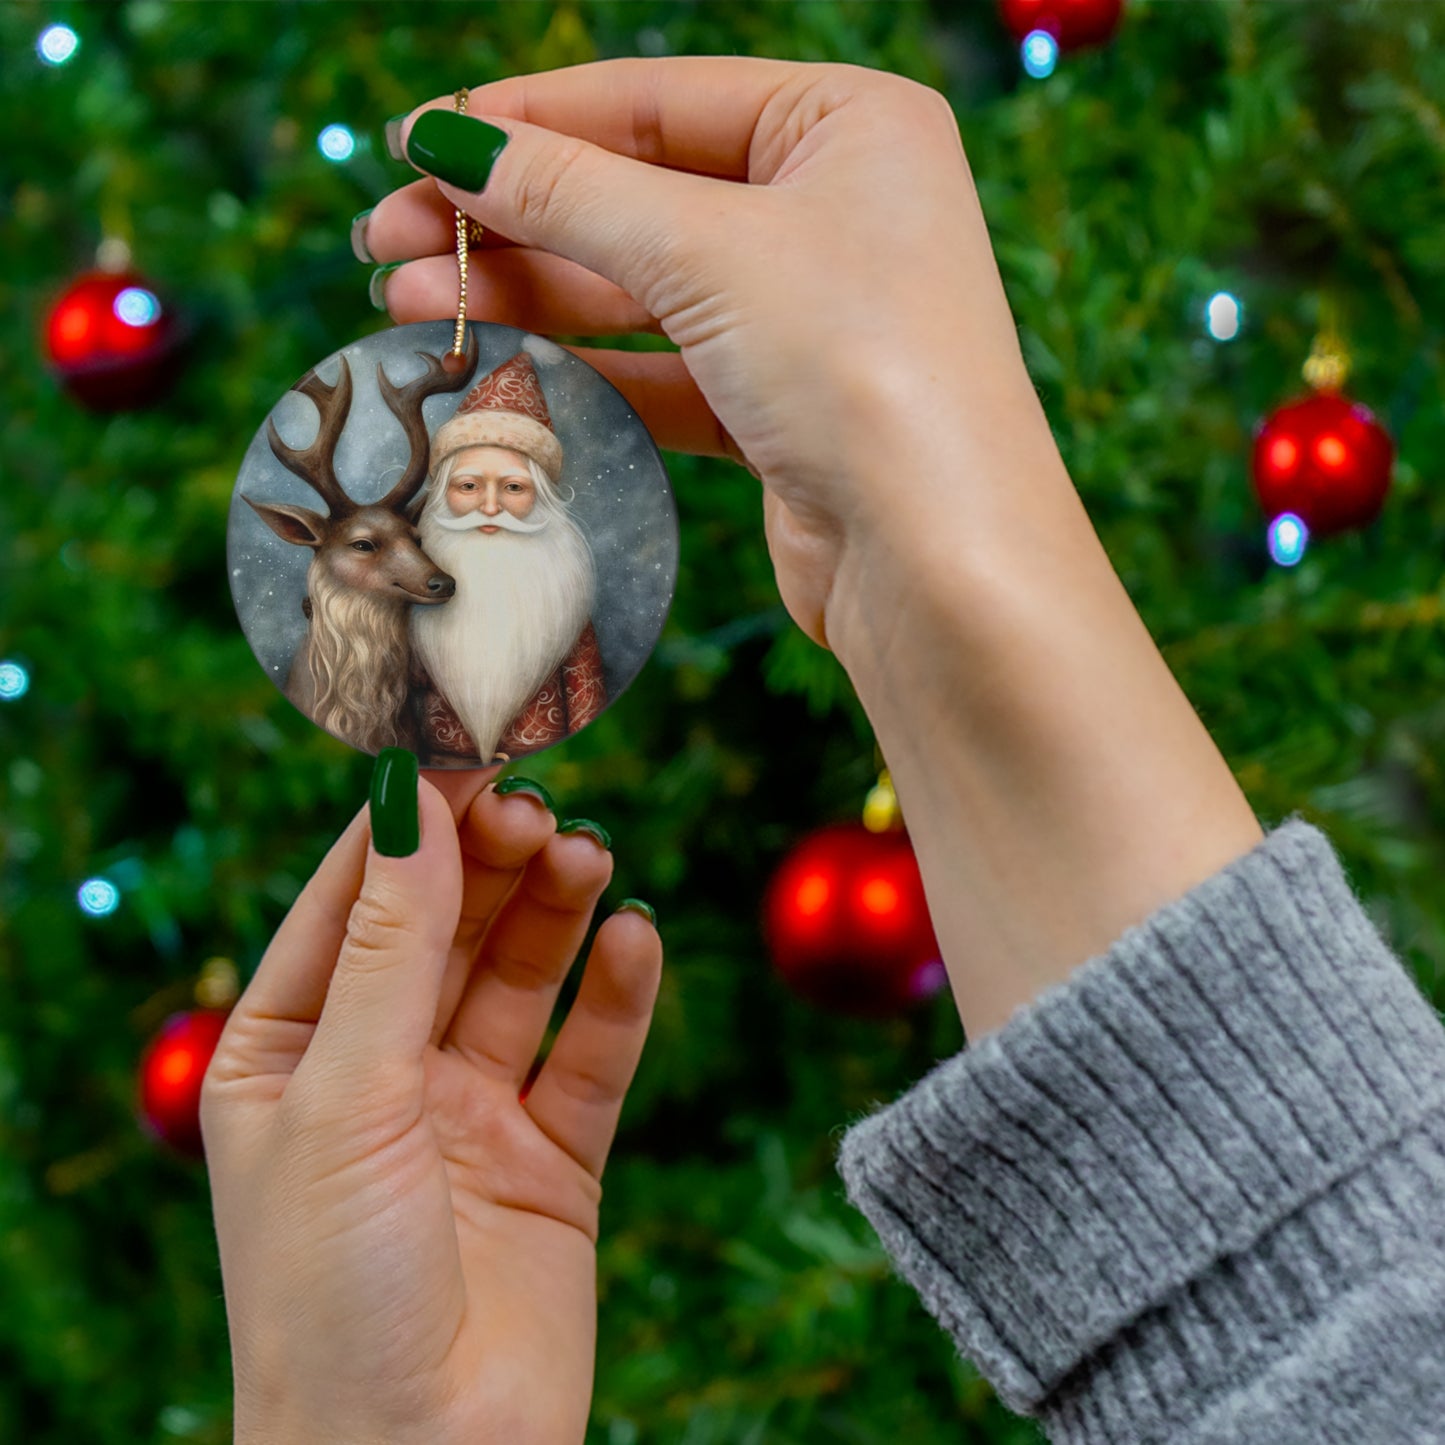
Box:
left=234, top=1412, right=425, bottom=1445
left=823, top=364, right=1076, bottom=682
left=822, top=398, right=1262, bottom=1040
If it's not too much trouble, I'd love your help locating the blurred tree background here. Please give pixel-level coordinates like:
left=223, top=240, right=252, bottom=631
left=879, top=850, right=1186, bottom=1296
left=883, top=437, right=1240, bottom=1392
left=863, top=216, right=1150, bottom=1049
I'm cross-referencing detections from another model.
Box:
left=2, top=1, right=1443, bottom=1442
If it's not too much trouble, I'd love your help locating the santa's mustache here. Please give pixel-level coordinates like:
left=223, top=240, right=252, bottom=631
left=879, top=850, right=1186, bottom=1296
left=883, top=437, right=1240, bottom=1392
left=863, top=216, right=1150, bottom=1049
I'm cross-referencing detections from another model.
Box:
left=431, top=506, right=550, bottom=535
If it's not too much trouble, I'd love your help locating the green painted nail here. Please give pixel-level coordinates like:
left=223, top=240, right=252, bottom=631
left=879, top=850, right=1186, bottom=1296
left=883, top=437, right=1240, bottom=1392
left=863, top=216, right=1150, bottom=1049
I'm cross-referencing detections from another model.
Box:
left=558, top=818, right=612, bottom=850
left=494, top=775, right=556, bottom=812
left=350, top=208, right=375, bottom=264
left=370, top=748, right=419, bottom=857
left=369, top=261, right=403, bottom=311
left=405, top=110, right=510, bottom=192
left=617, top=898, right=656, bottom=926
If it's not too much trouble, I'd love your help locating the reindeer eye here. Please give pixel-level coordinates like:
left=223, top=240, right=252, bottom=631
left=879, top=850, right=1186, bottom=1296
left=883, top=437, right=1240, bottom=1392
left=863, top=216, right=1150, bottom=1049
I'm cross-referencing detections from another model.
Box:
left=350, top=539, right=376, bottom=553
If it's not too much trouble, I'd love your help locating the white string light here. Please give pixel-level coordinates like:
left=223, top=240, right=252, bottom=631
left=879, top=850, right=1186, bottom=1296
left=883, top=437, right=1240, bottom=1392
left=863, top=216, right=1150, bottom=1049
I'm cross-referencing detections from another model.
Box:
left=38, top=24, right=79, bottom=66
left=1205, top=291, right=1243, bottom=342
left=1268, top=512, right=1308, bottom=568
left=1022, top=31, right=1059, bottom=79
left=78, top=878, right=121, bottom=918
left=0, top=660, right=29, bottom=701
left=318, top=124, right=356, bottom=162
left=114, top=287, right=162, bottom=327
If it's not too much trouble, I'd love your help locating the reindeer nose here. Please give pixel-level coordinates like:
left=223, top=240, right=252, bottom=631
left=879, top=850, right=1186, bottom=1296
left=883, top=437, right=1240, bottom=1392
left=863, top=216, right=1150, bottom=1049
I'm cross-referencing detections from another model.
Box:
left=428, top=574, right=456, bottom=599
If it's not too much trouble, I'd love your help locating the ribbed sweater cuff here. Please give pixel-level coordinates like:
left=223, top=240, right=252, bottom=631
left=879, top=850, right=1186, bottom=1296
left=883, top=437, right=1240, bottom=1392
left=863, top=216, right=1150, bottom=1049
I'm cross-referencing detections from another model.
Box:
left=835, top=816, right=1445, bottom=1431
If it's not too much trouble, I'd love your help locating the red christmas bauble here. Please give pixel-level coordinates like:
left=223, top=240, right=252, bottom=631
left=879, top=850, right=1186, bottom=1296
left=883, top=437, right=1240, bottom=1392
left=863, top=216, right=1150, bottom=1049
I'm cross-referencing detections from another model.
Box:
left=1251, top=391, right=1394, bottom=538
left=998, top=0, right=1125, bottom=49
left=137, top=1009, right=230, bottom=1158
left=44, top=269, right=183, bottom=410
left=763, top=823, right=946, bottom=1018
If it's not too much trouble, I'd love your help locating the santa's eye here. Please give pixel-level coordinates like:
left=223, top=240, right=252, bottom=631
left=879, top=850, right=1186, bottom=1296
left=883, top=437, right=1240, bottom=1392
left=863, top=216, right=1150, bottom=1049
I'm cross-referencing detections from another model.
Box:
left=505, top=482, right=526, bottom=492
left=350, top=539, right=376, bottom=553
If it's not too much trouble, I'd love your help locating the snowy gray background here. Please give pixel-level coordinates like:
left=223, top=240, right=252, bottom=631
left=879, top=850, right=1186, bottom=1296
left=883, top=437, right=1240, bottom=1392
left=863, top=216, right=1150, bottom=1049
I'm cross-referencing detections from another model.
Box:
left=228, top=321, right=678, bottom=725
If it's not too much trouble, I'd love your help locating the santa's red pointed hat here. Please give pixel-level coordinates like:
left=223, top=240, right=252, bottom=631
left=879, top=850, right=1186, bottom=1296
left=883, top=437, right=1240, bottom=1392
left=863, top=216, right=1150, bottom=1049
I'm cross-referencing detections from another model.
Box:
left=429, top=350, right=563, bottom=482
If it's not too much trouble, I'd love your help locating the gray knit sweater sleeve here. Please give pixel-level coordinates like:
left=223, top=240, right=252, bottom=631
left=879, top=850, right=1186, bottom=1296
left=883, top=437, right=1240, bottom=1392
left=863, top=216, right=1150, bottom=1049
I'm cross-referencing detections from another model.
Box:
left=835, top=817, right=1445, bottom=1443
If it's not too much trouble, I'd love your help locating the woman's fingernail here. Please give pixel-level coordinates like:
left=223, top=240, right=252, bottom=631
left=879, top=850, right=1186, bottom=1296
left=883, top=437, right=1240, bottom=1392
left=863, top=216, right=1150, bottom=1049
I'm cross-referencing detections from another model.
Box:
left=369, top=261, right=404, bottom=311
left=384, top=113, right=409, bottom=162
left=350, top=208, right=375, bottom=264
left=558, top=818, right=612, bottom=850
left=617, top=898, right=657, bottom=927
left=370, top=748, right=420, bottom=857
left=493, top=775, right=556, bottom=813
left=405, top=110, right=510, bottom=192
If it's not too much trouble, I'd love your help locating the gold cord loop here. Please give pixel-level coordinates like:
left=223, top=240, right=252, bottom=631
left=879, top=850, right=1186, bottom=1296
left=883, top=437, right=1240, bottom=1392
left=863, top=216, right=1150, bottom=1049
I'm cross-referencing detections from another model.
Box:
left=449, top=87, right=479, bottom=360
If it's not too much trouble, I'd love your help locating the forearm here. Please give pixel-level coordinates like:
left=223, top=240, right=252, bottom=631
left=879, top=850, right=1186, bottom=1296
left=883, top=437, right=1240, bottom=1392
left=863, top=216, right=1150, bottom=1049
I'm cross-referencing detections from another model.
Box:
left=827, top=380, right=1263, bottom=1041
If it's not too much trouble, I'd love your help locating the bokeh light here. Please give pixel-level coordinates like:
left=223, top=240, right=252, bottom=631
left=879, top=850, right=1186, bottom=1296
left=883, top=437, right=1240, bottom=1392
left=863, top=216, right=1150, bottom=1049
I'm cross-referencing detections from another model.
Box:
left=78, top=878, right=121, bottom=917
left=1267, top=436, right=1299, bottom=476
left=1267, top=512, right=1309, bottom=567
left=1205, top=291, right=1242, bottom=341
left=794, top=872, right=831, bottom=918
left=909, top=959, right=948, bottom=1001
left=0, top=660, right=29, bottom=701
left=158, top=1044, right=200, bottom=1088
left=318, top=124, right=356, bottom=162
left=859, top=876, right=900, bottom=918
left=37, top=24, right=79, bottom=66
left=114, top=287, right=162, bottom=328
left=1022, top=30, right=1059, bottom=79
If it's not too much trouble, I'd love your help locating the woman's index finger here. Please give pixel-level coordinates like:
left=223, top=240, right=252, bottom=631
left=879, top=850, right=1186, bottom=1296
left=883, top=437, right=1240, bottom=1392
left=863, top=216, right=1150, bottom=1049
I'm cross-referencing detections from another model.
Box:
left=425, top=54, right=810, bottom=181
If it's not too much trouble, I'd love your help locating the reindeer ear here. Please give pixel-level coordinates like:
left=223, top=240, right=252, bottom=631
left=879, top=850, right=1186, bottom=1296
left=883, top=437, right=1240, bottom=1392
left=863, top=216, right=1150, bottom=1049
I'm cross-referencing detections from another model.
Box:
left=243, top=495, right=329, bottom=548
left=405, top=489, right=428, bottom=525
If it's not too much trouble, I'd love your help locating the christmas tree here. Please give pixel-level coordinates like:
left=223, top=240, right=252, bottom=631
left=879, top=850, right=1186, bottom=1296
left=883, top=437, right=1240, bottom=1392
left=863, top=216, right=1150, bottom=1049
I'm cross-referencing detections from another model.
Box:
left=2, top=3, right=1443, bottom=1441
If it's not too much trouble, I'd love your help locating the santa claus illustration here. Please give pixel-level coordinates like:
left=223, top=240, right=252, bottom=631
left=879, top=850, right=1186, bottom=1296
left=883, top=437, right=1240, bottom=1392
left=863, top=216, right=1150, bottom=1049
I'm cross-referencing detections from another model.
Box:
left=408, top=348, right=606, bottom=766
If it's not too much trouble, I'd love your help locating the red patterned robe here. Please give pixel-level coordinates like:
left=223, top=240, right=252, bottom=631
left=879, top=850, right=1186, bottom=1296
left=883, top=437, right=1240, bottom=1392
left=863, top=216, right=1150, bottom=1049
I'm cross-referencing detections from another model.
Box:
left=412, top=621, right=607, bottom=765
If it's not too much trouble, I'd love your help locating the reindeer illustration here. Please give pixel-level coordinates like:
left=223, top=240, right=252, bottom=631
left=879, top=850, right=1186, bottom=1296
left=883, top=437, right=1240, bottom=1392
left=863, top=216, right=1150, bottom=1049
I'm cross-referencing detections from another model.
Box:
left=244, top=332, right=478, bottom=753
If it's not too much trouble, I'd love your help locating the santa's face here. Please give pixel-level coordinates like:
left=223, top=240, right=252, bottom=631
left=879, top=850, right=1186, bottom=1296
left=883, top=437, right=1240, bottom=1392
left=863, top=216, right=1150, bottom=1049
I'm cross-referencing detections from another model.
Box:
left=411, top=448, right=596, bottom=764
left=446, top=445, right=536, bottom=532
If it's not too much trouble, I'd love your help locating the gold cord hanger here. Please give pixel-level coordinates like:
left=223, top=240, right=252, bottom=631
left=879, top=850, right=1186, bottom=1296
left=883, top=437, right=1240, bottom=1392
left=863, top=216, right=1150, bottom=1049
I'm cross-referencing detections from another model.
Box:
left=445, top=88, right=482, bottom=370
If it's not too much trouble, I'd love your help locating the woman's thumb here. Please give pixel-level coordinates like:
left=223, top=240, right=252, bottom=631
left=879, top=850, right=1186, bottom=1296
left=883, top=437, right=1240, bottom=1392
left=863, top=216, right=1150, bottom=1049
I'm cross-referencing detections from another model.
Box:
left=397, top=107, right=731, bottom=311
left=303, top=752, right=462, bottom=1089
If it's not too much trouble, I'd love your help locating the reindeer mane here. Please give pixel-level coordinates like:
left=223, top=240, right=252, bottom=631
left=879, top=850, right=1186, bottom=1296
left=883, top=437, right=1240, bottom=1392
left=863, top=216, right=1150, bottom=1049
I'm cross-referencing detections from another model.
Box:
left=302, top=563, right=411, bottom=753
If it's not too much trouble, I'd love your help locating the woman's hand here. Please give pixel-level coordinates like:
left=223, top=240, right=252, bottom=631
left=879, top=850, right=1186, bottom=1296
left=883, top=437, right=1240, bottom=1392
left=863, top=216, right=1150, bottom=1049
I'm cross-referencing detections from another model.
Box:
left=201, top=762, right=661, bottom=1445
left=362, top=59, right=1262, bottom=1043
left=361, top=56, right=1059, bottom=656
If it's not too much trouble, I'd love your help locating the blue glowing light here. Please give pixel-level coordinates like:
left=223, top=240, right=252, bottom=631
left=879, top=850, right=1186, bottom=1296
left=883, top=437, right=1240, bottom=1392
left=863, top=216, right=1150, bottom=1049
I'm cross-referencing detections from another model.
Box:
left=1206, top=291, right=1243, bottom=341
left=318, top=124, right=356, bottom=162
left=0, top=661, right=29, bottom=701
left=78, top=878, right=121, bottom=917
left=38, top=24, right=79, bottom=66
left=1022, top=30, right=1059, bottom=79
left=1268, top=512, right=1309, bottom=567
left=114, top=287, right=161, bottom=328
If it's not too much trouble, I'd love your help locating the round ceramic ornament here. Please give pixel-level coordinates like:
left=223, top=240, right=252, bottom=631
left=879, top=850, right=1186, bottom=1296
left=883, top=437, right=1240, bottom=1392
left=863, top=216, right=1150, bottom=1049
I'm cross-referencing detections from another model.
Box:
left=228, top=319, right=677, bottom=767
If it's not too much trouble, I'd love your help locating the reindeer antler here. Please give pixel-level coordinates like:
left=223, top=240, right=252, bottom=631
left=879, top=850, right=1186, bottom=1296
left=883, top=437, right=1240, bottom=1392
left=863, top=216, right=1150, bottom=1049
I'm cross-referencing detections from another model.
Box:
left=376, top=329, right=480, bottom=511
left=265, top=358, right=355, bottom=515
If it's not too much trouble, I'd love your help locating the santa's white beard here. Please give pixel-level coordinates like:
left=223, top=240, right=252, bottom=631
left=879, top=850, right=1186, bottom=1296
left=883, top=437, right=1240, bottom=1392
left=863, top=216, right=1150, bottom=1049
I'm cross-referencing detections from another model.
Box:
left=410, top=505, right=595, bottom=761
